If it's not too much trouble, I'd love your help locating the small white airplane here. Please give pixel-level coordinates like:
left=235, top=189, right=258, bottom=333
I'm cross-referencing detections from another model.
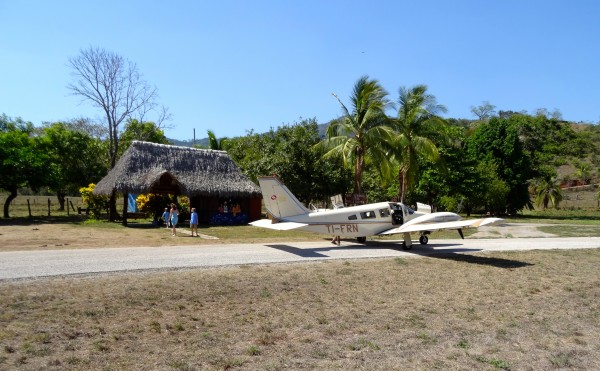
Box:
left=250, top=176, right=503, bottom=249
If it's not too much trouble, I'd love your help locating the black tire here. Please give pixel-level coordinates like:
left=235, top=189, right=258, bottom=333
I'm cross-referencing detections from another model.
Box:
left=402, top=242, right=413, bottom=250
left=419, top=235, right=429, bottom=245
left=357, top=236, right=367, bottom=243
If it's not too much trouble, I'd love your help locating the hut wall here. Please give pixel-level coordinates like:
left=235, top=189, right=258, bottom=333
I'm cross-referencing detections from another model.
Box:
left=189, top=196, right=261, bottom=224
left=248, top=197, right=262, bottom=221
left=189, top=196, right=217, bottom=224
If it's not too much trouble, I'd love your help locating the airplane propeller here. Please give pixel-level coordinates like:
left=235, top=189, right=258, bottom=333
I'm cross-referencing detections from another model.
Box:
left=458, top=228, right=464, bottom=239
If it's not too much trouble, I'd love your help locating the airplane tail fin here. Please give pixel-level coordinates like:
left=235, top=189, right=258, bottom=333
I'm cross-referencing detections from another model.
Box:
left=257, top=176, right=310, bottom=219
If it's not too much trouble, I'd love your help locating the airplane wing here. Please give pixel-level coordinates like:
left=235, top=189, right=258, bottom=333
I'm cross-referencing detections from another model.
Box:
left=249, top=219, right=308, bottom=231
left=378, top=217, right=503, bottom=235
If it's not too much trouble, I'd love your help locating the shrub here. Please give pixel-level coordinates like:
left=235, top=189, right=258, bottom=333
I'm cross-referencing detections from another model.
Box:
left=79, top=184, right=108, bottom=219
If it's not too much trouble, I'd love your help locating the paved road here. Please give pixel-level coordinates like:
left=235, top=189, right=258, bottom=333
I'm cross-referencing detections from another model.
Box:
left=1, top=237, right=599, bottom=280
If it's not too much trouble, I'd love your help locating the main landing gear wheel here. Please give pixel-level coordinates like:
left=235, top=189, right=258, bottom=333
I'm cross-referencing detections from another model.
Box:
left=419, top=235, right=429, bottom=245
left=356, top=236, right=367, bottom=243
left=402, top=242, right=413, bottom=250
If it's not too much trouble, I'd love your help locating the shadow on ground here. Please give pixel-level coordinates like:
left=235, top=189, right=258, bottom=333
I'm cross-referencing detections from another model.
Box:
left=267, top=240, right=534, bottom=269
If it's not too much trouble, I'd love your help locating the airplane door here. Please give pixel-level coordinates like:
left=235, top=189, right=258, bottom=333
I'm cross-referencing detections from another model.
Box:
left=390, top=203, right=403, bottom=225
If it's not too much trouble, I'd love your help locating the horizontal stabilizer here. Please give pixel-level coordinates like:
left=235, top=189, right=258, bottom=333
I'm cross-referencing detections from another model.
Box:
left=249, top=219, right=308, bottom=231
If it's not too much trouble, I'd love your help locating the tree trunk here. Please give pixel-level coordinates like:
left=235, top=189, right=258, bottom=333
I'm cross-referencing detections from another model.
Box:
left=57, top=192, right=66, bottom=211
left=108, top=189, right=119, bottom=222
left=3, top=186, right=17, bottom=218
left=398, top=171, right=407, bottom=203
left=354, top=151, right=364, bottom=195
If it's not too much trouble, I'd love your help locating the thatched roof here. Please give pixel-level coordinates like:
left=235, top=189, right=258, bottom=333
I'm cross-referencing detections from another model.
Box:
left=93, top=141, right=261, bottom=198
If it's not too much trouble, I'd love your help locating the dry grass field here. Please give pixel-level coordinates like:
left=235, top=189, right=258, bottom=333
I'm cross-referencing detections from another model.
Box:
left=1, top=195, right=600, bottom=369
left=0, top=249, right=599, bottom=370
left=0, top=220, right=328, bottom=251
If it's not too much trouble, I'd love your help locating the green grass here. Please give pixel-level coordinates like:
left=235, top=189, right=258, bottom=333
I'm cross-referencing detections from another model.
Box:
left=538, top=225, right=600, bottom=237
left=505, top=209, right=600, bottom=224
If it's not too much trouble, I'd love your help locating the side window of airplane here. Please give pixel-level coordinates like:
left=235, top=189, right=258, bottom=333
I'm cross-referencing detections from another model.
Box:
left=348, top=215, right=357, bottom=220
left=379, top=208, right=390, bottom=217
left=360, top=211, right=376, bottom=219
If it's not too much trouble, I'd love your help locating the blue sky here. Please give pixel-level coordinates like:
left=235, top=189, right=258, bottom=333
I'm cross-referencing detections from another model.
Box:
left=2, top=1, right=599, bottom=140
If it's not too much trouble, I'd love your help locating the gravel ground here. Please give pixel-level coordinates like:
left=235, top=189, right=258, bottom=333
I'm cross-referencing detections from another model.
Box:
left=2, top=236, right=600, bottom=280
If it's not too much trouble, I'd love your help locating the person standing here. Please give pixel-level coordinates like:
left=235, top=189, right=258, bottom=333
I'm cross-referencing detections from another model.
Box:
left=169, top=203, right=179, bottom=236
left=162, top=207, right=170, bottom=229
left=190, top=207, right=199, bottom=237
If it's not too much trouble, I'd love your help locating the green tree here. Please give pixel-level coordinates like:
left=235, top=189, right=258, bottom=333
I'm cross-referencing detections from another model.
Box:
left=320, top=76, right=395, bottom=194
left=228, top=119, right=351, bottom=205
left=0, top=115, right=47, bottom=218
left=206, top=130, right=228, bottom=150
left=530, top=176, right=563, bottom=210
left=119, top=119, right=170, bottom=155
left=39, top=122, right=108, bottom=210
left=573, top=160, right=593, bottom=184
left=467, top=116, right=533, bottom=213
left=393, top=85, right=448, bottom=202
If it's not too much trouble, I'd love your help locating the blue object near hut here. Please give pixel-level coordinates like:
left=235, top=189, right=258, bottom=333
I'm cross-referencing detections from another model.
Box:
left=128, top=194, right=138, bottom=212
left=210, top=212, right=249, bottom=226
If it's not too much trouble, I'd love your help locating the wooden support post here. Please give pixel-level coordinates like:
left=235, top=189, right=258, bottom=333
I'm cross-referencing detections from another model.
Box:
left=122, top=192, right=128, bottom=226
left=66, top=197, right=70, bottom=216
left=47, top=198, right=51, bottom=217
left=27, top=199, right=32, bottom=218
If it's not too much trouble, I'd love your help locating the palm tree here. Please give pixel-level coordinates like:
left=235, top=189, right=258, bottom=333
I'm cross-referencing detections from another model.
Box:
left=531, top=176, right=563, bottom=210
left=320, top=76, right=395, bottom=195
left=207, top=130, right=227, bottom=150
left=393, top=85, right=448, bottom=202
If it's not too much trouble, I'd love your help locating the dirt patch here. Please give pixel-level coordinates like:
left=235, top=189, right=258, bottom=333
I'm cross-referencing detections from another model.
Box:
left=0, top=223, right=192, bottom=250
left=470, top=223, right=557, bottom=238
left=0, top=222, right=322, bottom=251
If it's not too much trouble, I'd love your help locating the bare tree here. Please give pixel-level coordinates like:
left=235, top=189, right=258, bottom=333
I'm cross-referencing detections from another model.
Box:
left=67, top=46, right=159, bottom=168
left=67, top=46, right=163, bottom=221
left=470, top=101, right=496, bottom=121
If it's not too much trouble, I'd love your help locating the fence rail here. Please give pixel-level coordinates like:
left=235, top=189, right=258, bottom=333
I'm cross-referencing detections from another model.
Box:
left=0, top=195, right=85, bottom=218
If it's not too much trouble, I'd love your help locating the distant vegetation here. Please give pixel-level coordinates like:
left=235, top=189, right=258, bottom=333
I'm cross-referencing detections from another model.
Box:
left=2, top=77, right=600, bottom=218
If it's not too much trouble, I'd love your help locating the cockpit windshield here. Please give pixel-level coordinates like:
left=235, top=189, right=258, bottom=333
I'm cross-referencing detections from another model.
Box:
left=389, top=203, right=415, bottom=215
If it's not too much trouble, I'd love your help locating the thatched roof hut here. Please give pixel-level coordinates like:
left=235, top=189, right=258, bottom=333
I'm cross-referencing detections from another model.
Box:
left=94, top=141, right=262, bottom=224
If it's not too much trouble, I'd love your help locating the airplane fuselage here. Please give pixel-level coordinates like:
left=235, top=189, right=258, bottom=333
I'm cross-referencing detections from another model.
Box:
left=282, top=202, right=461, bottom=238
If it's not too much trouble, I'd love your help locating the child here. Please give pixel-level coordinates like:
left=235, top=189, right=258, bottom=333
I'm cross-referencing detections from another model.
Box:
left=162, top=207, right=170, bottom=228
left=169, top=203, right=179, bottom=236
left=190, top=207, right=199, bottom=237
